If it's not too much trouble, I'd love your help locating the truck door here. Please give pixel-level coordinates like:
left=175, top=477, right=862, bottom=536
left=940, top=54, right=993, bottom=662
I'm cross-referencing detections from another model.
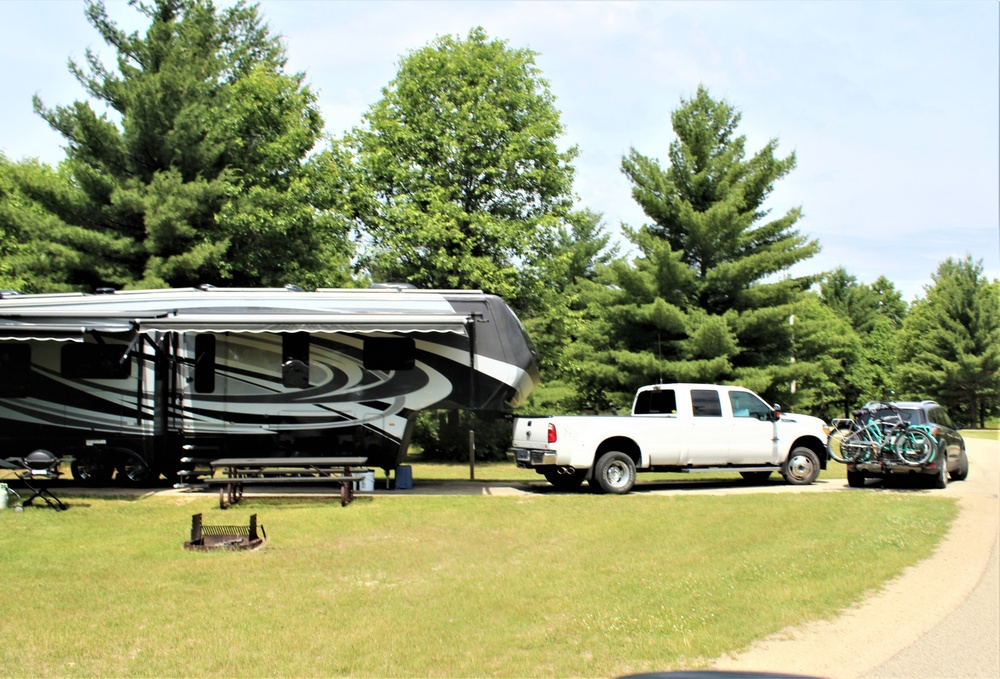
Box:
left=727, top=389, right=778, bottom=463
left=684, top=388, right=730, bottom=465
left=633, top=388, right=685, bottom=465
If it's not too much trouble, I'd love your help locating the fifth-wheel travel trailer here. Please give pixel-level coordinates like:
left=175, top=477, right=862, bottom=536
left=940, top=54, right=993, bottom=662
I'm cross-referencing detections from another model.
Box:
left=0, top=286, right=539, bottom=484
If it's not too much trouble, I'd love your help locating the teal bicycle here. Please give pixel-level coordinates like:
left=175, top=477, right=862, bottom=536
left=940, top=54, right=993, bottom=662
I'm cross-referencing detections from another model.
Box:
left=828, top=403, right=935, bottom=466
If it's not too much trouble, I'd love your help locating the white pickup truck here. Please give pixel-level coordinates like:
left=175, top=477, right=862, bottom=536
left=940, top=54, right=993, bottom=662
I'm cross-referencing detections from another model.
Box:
left=510, top=383, right=830, bottom=493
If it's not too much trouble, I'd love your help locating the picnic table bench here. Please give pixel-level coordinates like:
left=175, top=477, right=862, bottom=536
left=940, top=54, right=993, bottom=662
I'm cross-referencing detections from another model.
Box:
left=204, top=456, right=368, bottom=509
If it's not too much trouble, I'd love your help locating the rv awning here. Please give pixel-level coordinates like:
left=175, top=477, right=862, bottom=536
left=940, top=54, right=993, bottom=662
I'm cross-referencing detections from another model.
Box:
left=0, top=320, right=132, bottom=342
left=134, top=312, right=471, bottom=335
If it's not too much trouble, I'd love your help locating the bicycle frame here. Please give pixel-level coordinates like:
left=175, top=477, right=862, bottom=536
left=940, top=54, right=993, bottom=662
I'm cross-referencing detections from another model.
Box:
left=829, top=404, right=935, bottom=467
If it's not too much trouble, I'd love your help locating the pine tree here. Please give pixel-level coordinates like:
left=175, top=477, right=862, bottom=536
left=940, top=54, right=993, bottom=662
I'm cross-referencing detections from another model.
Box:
left=567, top=87, right=831, bottom=411
left=819, top=267, right=908, bottom=414
left=5, top=0, right=352, bottom=291
left=898, top=256, right=1000, bottom=427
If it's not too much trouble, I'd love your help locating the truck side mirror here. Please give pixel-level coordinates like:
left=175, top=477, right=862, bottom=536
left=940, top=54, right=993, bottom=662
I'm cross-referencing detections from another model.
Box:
left=770, top=404, right=782, bottom=421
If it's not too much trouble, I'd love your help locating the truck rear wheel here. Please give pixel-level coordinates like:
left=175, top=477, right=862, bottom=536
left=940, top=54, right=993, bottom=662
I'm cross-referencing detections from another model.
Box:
left=593, top=451, right=636, bottom=494
left=782, top=447, right=820, bottom=485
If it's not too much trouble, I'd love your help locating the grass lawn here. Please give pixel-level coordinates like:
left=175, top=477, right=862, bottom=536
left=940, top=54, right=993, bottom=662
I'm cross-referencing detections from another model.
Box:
left=0, top=483, right=954, bottom=677
left=961, top=428, right=1000, bottom=441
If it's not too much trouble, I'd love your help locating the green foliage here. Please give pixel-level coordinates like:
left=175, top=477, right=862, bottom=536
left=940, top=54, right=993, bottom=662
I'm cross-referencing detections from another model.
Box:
left=519, top=210, right=621, bottom=413
left=341, top=27, right=577, bottom=310
left=3, top=0, right=353, bottom=291
left=621, top=86, right=818, bottom=314
left=898, top=256, right=1000, bottom=427
left=412, top=410, right=513, bottom=462
left=0, top=155, right=137, bottom=292
left=819, top=267, right=909, bottom=415
left=561, top=87, right=830, bottom=413
left=337, top=26, right=583, bottom=455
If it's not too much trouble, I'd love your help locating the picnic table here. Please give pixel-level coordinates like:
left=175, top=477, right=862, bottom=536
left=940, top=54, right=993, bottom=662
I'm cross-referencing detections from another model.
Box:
left=204, top=456, right=368, bottom=509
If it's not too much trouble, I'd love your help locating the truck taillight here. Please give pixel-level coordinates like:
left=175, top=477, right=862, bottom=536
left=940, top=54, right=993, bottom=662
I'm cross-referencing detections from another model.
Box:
left=547, top=423, right=557, bottom=443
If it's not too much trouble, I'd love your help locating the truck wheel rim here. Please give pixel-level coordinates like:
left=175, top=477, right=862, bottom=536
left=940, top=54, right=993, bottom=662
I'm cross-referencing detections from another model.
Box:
left=606, top=461, right=629, bottom=487
left=787, top=453, right=815, bottom=482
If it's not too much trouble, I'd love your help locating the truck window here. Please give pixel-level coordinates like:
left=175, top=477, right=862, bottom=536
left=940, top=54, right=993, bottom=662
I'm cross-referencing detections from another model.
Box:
left=634, top=389, right=677, bottom=414
left=0, top=344, right=31, bottom=397
left=194, top=334, right=216, bottom=393
left=729, top=390, right=771, bottom=420
left=691, top=389, right=722, bottom=417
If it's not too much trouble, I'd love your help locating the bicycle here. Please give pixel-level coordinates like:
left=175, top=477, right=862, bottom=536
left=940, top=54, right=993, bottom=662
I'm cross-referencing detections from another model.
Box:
left=828, top=403, right=934, bottom=467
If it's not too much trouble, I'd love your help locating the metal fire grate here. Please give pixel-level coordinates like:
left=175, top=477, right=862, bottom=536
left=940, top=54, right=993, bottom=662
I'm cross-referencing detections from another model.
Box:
left=184, top=512, right=265, bottom=551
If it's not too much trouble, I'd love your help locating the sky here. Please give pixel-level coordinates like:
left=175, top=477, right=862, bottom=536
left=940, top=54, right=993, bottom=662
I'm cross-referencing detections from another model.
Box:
left=1, top=0, right=997, bottom=302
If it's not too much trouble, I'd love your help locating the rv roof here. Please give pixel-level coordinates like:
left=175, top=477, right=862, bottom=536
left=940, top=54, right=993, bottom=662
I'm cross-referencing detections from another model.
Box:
left=0, top=287, right=484, bottom=340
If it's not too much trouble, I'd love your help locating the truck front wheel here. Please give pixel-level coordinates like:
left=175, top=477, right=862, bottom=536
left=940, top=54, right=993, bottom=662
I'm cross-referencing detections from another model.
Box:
left=593, top=451, right=636, bottom=494
left=782, top=447, right=820, bottom=485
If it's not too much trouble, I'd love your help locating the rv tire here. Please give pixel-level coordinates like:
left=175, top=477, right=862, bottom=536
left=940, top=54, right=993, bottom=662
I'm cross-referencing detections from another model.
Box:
left=70, top=457, right=114, bottom=485
left=114, top=450, right=154, bottom=486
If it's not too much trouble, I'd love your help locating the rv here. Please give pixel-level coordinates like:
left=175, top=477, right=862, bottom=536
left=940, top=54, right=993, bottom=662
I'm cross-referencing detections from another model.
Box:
left=0, top=286, right=539, bottom=484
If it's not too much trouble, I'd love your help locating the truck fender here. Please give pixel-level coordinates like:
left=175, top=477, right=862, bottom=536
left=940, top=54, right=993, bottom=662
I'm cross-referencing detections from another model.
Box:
left=594, top=437, right=642, bottom=469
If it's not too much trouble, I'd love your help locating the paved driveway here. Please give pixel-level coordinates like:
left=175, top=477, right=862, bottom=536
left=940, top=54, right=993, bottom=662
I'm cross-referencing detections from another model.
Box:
left=710, top=436, right=999, bottom=678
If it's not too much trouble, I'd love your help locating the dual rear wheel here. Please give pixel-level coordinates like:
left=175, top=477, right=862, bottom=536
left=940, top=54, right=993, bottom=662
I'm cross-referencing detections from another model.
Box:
left=69, top=448, right=154, bottom=486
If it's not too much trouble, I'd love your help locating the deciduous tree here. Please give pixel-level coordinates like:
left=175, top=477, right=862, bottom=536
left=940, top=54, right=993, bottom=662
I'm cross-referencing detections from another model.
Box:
left=341, top=27, right=577, bottom=310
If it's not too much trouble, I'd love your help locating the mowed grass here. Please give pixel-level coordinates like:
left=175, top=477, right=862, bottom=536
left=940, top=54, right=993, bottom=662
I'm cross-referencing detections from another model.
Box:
left=962, top=428, right=1000, bottom=441
left=0, top=488, right=954, bottom=677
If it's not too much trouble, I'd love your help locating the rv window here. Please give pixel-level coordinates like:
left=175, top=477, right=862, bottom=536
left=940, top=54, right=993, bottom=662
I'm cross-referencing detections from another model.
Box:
left=194, top=334, right=216, bottom=393
left=364, top=337, right=415, bottom=371
left=283, top=332, right=310, bottom=363
left=61, top=342, right=131, bottom=379
left=0, top=344, right=31, bottom=397
left=691, top=389, right=722, bottom=417
left=282, top=333, right=311, bottom=388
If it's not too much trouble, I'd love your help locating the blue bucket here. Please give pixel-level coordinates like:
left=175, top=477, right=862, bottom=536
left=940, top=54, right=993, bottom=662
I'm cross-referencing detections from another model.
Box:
left=395, top=465, right=413, bottom=490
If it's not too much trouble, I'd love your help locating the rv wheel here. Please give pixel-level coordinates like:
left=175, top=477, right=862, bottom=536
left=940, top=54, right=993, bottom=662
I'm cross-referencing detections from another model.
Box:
left=116, top=452, right=154, bottom=486
left=71, top=458, right=113, bottom=485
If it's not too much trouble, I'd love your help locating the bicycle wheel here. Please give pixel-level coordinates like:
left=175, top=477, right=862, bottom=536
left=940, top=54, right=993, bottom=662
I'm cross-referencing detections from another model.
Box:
left=895, top=430, right=934, bottom=466
left=830, top=429, right=866, bottom=463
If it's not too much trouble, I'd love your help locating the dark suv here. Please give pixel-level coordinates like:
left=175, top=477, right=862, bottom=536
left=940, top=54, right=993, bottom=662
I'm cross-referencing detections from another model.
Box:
left=847, top=401, right=969, bottom=488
